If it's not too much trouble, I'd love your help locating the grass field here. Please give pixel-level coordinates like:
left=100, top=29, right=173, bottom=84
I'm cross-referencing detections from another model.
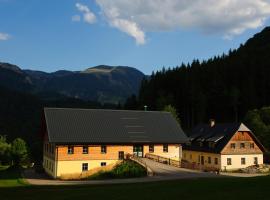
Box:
left=0, top=166, right=28, bottom=187
left=0, top=166, right=270, bottom=200
left=1, top=175, right=270, bottom=200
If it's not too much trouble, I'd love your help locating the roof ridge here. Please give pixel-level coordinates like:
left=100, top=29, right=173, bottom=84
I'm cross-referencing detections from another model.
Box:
left=43, top=107, right=171, bottom=114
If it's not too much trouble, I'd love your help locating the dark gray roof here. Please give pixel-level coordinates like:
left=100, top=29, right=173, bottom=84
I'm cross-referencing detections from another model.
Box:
left=44, top=108, right=188, bottom=144
left=183, top=123, right=266, bottom=153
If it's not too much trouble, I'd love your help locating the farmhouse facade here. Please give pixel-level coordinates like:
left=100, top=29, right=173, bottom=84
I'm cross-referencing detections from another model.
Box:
left=42, top=108, right=188, bottom=178
left=182, top=121, right=266, bottom=171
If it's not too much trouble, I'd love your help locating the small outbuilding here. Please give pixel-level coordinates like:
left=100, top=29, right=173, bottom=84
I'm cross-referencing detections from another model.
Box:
left=182, top=120, right=266, bottom=171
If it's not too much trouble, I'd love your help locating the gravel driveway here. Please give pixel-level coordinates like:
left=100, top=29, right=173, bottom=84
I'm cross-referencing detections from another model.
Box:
left=23, top=159, right=220, bottom=185
left=141, top=158, right=218, bottom=178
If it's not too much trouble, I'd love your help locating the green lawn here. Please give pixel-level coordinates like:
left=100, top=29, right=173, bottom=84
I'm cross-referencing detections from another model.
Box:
left=0, top=174, right=270, bottom=200
left=0, top=166, right=28, bottom=187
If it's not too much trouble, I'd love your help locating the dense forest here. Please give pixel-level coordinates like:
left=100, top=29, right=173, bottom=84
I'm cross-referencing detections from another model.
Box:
left=134, top=27, right=270, bottom=131
left=244, top=107, right=270, bottom=150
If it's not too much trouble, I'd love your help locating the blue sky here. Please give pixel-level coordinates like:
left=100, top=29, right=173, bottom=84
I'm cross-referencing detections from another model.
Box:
left=1, top=0, right=270, bottom=75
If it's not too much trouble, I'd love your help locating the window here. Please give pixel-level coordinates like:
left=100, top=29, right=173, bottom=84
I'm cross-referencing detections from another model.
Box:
left=163, top=144, right=168, bottom=153
left=149, top=145, right=154, bottom=153
left=83, top=146, right=88, bottom=154
left=215, top=158, right=218, bottom=165
left=241, top=158, right=246, bottom=165
left=119, top=151, right=124, bottom=160
left=208, top=157, right=211, bottom=164
left=254, top=157, right=258, bottom=165
left=68, top=146, right=74, bottom=154
left=250, top=143, right=255, bottom=149
left=101, top=162, right=106, bottom=166
left=227, top=158, right=232, bottom=165
left=82, top=163, right=88, bottom=171
left=240, top=143, right=245, bottom=149
left=230, top=143, right=236, bottom=149
left=101, top=145, right=107, bottom=154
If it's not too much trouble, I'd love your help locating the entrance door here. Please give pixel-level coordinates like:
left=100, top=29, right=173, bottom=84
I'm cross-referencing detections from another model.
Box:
left=119, top=151, right=124, bottom=160
left=201, top=156, right=205, bottom=165
left=133, top=145, right=143, bottom=157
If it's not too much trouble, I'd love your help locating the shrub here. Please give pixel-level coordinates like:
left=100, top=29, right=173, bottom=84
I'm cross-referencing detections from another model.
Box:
left=87, top=160, right=147, bottom=180
left=112, top=160, right=147, bottom=178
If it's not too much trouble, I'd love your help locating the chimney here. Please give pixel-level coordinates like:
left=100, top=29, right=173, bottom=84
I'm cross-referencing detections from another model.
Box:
left=210, top=119, right=215, bottom=127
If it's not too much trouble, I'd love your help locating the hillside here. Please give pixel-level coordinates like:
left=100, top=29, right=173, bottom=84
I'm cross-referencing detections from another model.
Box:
left=138, top=26, right=270, bottom=129
left=0, top=63, right=145, bottom=104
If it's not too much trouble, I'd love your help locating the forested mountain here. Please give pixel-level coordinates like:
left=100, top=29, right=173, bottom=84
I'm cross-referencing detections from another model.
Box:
left=0, top=63, right=144, bottom=160
left=0, top=63, right=145, bottom=104
left=137, top=27, right=270, bottom=129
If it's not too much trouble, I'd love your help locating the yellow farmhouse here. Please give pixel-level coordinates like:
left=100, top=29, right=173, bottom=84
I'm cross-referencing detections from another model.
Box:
left=42, top=108, right=188, bottom=178
left=182, top=120, right=266, bottom=171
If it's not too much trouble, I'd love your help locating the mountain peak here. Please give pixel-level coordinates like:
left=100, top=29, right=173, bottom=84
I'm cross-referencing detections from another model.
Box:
left=82, top=65, right=115, bottom=74
left=81, top=65, right=141, bottom=74
left=0, top=62, right=23, bottom=74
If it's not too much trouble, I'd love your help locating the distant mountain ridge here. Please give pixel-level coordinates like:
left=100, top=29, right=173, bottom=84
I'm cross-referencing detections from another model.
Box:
left=0, top=63, right=145, bottom=103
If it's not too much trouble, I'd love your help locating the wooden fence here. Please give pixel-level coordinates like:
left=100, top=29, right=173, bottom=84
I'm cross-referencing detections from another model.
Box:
left=181, top=160, right=219, bottom=172
left=145, top=153, right=181, bottom=167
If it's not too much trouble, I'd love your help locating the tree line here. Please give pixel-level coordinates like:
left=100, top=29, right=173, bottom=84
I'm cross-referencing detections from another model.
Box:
left=126, top=27, right=270, bottom=129
left=0, top=135, right=29, bottom=166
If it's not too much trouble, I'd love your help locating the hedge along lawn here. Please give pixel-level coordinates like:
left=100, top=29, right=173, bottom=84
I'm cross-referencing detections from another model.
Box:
left=0, top=166, right=28, bottom=187
left=1, top=175, right=270, bottom=200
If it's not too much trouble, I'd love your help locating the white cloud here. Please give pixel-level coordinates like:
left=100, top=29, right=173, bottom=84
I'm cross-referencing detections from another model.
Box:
left=95, top=0, right=270, bottom=44
left=109, top=18, right=145, bottom=45
left=72, top=15, right=81, bottom=22
left=76, top=3, right=96, bottom=24
left=0, top=32, right=10, bottom=41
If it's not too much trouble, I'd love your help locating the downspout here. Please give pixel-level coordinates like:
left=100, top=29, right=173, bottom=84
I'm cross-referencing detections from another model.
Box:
left=55, top=146, right=58, bottom=178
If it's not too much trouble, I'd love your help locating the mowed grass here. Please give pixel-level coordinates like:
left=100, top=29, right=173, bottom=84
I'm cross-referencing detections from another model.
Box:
left=0, top=166, right=28, bottom=187
left=1, top=175, right=270, bottom=200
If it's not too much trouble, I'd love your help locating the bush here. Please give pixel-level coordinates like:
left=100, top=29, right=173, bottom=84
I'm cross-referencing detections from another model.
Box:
left=87, top=160, right=147, bottom=180
left=112, top=160, right=147, bottom=178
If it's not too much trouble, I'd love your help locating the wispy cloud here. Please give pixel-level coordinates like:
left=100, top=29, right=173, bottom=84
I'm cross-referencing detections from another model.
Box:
left=0, top=32, right=10, bottom=41
left=75, top=3, right=96, bottom=24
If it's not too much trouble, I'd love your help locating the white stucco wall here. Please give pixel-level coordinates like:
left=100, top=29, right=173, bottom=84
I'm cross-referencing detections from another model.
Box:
left=43, top=156, right=56, bottom=178
left=221, top=154, right=263, bottom=171
left=56, top=159, right=119, bottom=177
left=143, top=144, right=181, bottom=160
